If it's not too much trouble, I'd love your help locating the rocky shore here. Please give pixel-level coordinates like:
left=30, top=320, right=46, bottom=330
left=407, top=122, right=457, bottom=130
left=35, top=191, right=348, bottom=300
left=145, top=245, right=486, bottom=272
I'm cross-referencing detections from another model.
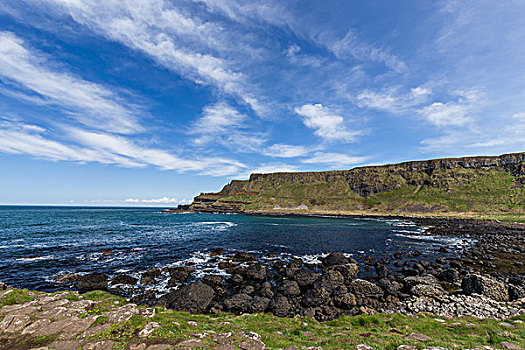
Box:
left=48, top=216, right=524, bottom=322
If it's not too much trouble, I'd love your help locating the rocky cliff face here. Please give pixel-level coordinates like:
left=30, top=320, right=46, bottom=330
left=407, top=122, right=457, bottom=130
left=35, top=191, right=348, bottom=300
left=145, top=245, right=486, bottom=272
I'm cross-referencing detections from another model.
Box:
left=190, top=152, right=525, bottom=214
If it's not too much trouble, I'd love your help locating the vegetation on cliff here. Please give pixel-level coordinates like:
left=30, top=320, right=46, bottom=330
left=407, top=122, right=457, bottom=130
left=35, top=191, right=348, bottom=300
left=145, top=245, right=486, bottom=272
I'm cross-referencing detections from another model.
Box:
left=190, top=153, right=525, bottom=221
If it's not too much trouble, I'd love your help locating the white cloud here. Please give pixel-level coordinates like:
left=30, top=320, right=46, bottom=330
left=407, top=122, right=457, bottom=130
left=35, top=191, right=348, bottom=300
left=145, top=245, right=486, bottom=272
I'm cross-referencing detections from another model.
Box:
left=328, top=29, right=407, bottom=73
left=0, top=31, right=142, bottom=134
left=302, top=152, right=368, bottom=168
left=262, top=144, right=310, bottom=158
left=189, top=102, right=247, bottom=144
left=418, top=90, right=479, bottom=127
left=355, top=85, right=431, bottom=113
left=294, top=104, right=357, bottom=142
left=125, top=197, right=184, bottom=204
left=0, top=118, right=246, bottom=176
left=37, top=0, right=262, bottom=114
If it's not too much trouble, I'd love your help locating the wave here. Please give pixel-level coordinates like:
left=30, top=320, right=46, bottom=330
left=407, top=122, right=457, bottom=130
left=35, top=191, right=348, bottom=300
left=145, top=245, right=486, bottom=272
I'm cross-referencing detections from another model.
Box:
left=16, top=255, right=54, bottom=262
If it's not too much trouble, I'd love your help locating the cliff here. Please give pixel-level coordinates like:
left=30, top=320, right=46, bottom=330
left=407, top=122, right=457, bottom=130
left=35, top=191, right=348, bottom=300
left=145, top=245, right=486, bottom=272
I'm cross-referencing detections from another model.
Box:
left=190, top=152, right=525, bottom=216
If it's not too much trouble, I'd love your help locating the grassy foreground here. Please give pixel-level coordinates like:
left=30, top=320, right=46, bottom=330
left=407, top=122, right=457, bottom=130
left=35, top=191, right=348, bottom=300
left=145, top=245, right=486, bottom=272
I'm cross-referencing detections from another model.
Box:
left=1, top=287, right=524, bottom=349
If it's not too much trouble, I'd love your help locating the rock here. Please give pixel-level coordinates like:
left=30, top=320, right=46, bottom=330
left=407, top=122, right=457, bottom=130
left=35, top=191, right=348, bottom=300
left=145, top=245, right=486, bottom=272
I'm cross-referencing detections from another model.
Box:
left=437, top=268, right=460, bottom=284
left=245, top=264, right=266, bottom=281
left=224, top=293, right=253, bottom=313
left=278, top=280, right=301, bottom=297
left=108, top=304, right=139, bottom=323
left=233, top=252, right=257, bottom=262
left=141, top=269, right=161, bottom=284
left=112, top=274, right=138, bottom=285
left=404, top=275, right=446, bottom=297
left=83, top=340, right=115, bottom=350
left=138, top=322, right=161, bottom=337
left=165, top=281, right=215, bottom=313
left=238, top=339, right=267, bottom=350
left=332, top=264, right=359, bottom=284
left=270, top=294, right=291, bottom=317
left=501, top=342, right=523, bottom=350
left=356, top=345, right=374, bottom=350
left=210, top=248, right=225, bottom=256
left=102, top=249, right=112, bottom=255
left=0, top=314, right=31, bottom=333
left=397, top=346, right=418, bottom=350
left=333, top=291, right=357, bottom=309
left=293, top=269, right=320, bottom=288
left=509, top=285, right=525, bottom=301
left=318, top=270, right=345, bottom=290
left=202, top=274, right=224, bottom=287
left=77, top=273, right=108, bottom=291
left=178, top=339, right=205, bottom=348
left=251, top=296, right=271, bottom=313
left=461, top=274, right=509, bottom=301
left=55, top=273, right=80, bottom=283
left=408, top=333, right=431, bottom=341
left=168, top=267, right=195, bottom=285
left=323, top=252, right=349, bottom=266
left=302, top=287, right=330, bottom=307
left=349, top=279, right=384, bottom=298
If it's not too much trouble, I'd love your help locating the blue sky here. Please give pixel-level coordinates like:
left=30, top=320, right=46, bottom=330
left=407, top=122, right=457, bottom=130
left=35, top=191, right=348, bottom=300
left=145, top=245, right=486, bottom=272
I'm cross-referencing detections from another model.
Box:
left=0, top=0, right=524, bottom=206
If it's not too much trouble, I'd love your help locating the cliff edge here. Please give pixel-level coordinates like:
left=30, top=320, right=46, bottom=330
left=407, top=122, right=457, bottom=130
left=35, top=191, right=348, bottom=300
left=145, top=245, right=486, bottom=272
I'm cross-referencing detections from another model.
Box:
left=189, top=152, right=525, bottom=217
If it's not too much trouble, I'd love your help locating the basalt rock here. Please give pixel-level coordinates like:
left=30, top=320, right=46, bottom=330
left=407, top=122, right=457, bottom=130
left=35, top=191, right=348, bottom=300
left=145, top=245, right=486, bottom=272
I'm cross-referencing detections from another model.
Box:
left=112, top=275, right=138, bottom=285
left=403, top=275, right=446, bottom=297
left=77, top=273, right=108, bottom=292
left=270, top=294, right=292, bottom=317
left=461, top=274, right=509, bottom=302
left=323, top=252, right=349, bottom=266
left=167, top=267, right=195, bottom=285
left=164, top=281, right=214, bottom=313
left=245, top=264, right=266, bottom=281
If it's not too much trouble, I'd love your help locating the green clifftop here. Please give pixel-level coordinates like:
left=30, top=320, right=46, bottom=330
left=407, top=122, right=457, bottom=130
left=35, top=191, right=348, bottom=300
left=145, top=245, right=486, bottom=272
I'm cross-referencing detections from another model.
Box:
left=189, top=152, right=525, bottom=219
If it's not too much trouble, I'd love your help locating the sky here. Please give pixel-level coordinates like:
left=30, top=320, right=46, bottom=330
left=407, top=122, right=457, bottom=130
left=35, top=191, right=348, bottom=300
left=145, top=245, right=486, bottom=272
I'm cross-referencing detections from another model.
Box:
left=0, top=0, right=524, bottom=206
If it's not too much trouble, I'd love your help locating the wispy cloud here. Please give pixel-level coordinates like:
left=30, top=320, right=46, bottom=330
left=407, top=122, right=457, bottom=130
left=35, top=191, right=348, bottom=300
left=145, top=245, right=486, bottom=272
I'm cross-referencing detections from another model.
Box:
left=302, top=152, right=368, bottom=168
left=0, top=31, right=142, bottom=134
left=262, top=144, right=310, bottom=158
left=295, top=104, right=357, bottom=142
left=418, top=90, right=479, bottom=127
left=125, top=197, right=189, bottom=204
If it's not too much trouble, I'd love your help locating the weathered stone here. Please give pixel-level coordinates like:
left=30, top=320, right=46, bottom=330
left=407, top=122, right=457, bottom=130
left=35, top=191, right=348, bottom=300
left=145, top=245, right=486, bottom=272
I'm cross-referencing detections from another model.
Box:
left=501, top=342, right=524, bottom=350
left=245, top=264, right=266, bottom=280
left=112, top=274, right=138, bottom=285
left=141, top=269, right=161, bottom=284
left=55, top=273, right=80, bottom=283
left=165, top=281, right=214, bottom=313
left=332, top=264, right=359, bottom=284
left=349, top=279, right=384, bottom=298
left=461, top=274, right=509, bottom=301
left=224, top=293, right=253, bottom=313
left=49, top=340, right=82, bottom=350
left=168, top=267, right=195, bottom=285
left=293, top=269, right=320, bottom=288
left=323, top=252, right=349, bottom=266
left=404, top=275, right=446, bottom=297
left=233, top=252, right=257, bottom=262
left=178, top=339, right=206, bottom=348
left=83, top=340, right=115, bottom=350
left=278, top=280, right=301, bottom=297
left=108, top=303, right=139, bottom=323
left=77, top=273, right=108, bottom=291
left=22, top=318, right=51, bottom=335
left=238, top=339, right=267, bottom=350
left=408, top=333, right=431, bottom=341
left=139, top=322, right=161, bottom=337
left=270, top=294, right=291, bottom=317
left=0, top=314, right=31, bottom=333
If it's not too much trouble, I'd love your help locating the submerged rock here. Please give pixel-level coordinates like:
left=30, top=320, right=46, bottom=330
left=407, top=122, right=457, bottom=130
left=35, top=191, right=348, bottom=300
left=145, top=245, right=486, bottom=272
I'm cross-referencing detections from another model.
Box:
left=77, top=273, right=108, bottom=292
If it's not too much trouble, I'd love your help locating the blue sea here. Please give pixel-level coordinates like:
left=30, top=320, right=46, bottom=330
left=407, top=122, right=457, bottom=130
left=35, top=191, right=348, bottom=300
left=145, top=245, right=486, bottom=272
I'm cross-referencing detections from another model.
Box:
left=0, top=206, right=471, bottom=295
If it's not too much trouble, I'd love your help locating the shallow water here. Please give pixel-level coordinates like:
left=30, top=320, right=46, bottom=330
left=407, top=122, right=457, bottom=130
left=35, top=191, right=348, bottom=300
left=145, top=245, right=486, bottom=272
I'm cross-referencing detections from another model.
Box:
left=0, top=206, right=471, bottom=293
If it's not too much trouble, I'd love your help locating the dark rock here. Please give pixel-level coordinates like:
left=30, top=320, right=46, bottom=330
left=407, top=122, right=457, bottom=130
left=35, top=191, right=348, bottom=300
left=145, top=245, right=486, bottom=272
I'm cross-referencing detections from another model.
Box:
left=293, top=268, right=320, bottom=288
left=270, top=294, right=291, bottom=317
left=437, top=268, right=460, bottom=284
left=348, top=279, right=383, bottom=298
left=403, top=275, right=446, bottom=297
left=112, top=275, right=138, bottom=285
left=260, top=282, right=274, bottom=299
left=202, top=274, right=223, bottom=287
left=508, top=285, right=525, bottom=301
left=302, top=287, right=330, bottom=307
left=233, top=252, right=257, bottom=262
left=141, top=269, right=161, bottom=284
left=278, top=280, right=301, bottom=297
left=164, top=281, right=214, bottom=313
left=378, top=278, right=403, bottom=295
left=210, top=248, right=224, bottom=256
left=224, top=293, right=253, bottom=313
left=318, top=270, right=345, bottom=291
left=245, top=264, right=266, bottom=281
left=102, top=249, right=112, bottom=255
left=323, top=252, right=349, bottom=266
left=251, top=296, right=271, bottom=313
left=228, top=274, right=244, bottom=286
left=55, top=273, right=80, bottom=283
left=332, top=264, right=359, bottom=284
left=461, top=274, right=509, bottom=301
left=77, top=273, right=108, bottom=291
left=167, top=267, right=195, bottom=285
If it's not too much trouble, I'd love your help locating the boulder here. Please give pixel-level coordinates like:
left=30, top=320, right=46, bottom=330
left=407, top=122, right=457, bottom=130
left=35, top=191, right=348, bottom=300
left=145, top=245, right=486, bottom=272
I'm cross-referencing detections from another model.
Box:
left=245, top=264, right=266, bottom=281
left=278, top=280, right=301, bottom=297
left=461, top=274, right=509, bottom=301
left=293, top=269, right=320, bottom=288
left=141, top=269, right=161, bottom=284
left=437, top=268, right=460, bottom=284
left=323, top=252, right=349, bottom=266
left=270, top=294, right=291, bottom=317
left=404, top=275, right=446, bottom=297
left=224, top=293, right=253, bottom=313
left=509, top=285, right=525, bottom=301
left=332, top=264, right=359, bottom=284
left=167, top=267, right=194, bottom=285
left=55, top=274, right=80, bottom=283
left=302, top=287, right=331, bottom=307
left=233, top=252, right=257, bottom=262
left=202, top=274, right=223, bottom=287
left=348, top=279, right=384, bottom=299
left=77, top=273, right=108, bottom=292
left=165, top=281, right=214, bottom=312
left=318, top=270, right=345, bottom=291
left=112, top=275, right=138, bottom=285
left=251, top=296, right=271, bottom=313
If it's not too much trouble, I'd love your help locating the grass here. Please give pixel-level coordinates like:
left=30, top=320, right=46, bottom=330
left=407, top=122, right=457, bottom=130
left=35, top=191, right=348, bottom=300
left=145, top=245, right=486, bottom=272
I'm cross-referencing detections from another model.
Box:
left=0, top=289, right=34, bottom=309
left=1, top=287, right=525, bottom=349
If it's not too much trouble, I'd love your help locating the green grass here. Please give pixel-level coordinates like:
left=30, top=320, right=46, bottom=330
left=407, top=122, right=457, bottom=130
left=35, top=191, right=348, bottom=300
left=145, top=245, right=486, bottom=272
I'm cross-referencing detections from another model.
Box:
left=0, top=289, right=34, bottom=308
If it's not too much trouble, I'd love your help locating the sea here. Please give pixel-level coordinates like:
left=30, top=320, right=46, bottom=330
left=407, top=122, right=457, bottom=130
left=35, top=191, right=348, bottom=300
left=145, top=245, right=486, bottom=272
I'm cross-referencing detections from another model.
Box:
left=0, top=206, right=472, bottom=296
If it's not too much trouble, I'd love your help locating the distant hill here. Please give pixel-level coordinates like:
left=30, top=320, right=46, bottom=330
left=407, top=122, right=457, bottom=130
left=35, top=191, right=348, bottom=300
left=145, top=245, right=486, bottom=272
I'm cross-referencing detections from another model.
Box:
left=189, top=152, right=525, bottom=219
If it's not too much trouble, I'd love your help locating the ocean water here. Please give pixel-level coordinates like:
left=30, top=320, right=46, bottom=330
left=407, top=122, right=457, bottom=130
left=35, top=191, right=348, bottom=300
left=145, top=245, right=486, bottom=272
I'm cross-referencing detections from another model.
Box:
left=0, top=206, right=471, bottom=294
